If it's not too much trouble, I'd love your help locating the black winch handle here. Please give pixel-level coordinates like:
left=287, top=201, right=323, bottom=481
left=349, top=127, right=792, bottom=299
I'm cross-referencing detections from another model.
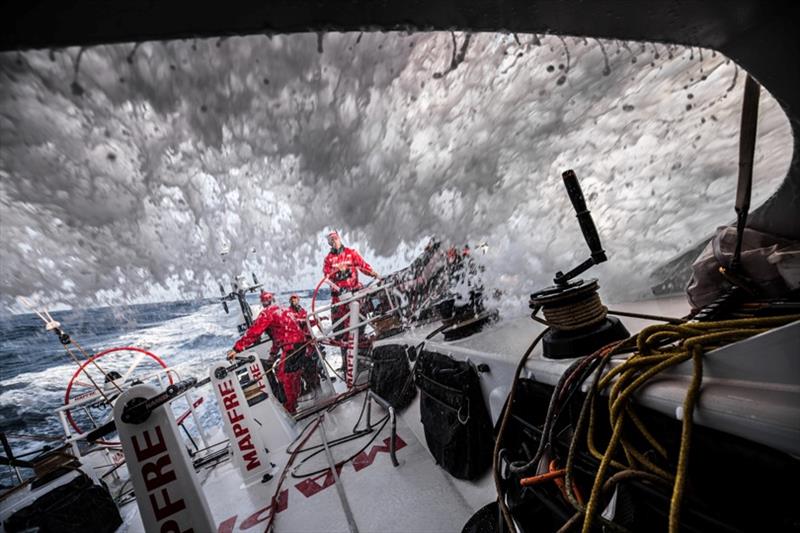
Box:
left=562, top=169, right=606, bottom=265
left=190, top=354, right=256, bottom=390
left=86, top=419, right=117, bottom=442
left=121, top=377, right=198, bottom=425
left=552, top=170, right=608, bottom=285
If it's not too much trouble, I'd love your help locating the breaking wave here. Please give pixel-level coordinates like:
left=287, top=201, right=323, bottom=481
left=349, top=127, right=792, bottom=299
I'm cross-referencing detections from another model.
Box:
left=0, top=32, right=792, bottom=313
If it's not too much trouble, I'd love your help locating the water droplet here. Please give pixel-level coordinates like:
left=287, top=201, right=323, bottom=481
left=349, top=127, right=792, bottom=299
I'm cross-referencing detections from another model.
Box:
left=622, top=104, right=635, bottom=112
left=70, top=81, right=84, bottom=96
left=546, top=65, right=555, bottom=72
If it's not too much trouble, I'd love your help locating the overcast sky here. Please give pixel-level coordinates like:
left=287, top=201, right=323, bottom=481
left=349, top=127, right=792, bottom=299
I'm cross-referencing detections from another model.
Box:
left=0, top=32, right=792, bottom=313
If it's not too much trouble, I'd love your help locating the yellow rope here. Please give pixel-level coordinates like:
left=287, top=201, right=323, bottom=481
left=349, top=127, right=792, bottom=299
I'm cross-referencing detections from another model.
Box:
left=669, top=343, right=702, bottom=531
left=577, top=314, right=799, bottom=533
left=582, top=415, right=625, bottom=533
left=625, top=406, right=668, bottom=459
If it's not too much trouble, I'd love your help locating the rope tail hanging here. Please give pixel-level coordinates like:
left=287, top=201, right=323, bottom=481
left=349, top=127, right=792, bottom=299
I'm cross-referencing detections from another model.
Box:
left=573, top=314, right=799, bottom=533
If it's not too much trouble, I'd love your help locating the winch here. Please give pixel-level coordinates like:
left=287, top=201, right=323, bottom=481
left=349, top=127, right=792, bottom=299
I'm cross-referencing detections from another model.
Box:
left=529, top=170, right=628, bottom=359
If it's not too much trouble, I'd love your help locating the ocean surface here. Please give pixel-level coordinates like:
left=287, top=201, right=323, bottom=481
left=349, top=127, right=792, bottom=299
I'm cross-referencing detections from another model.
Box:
left=0, top=292, right=323, bottom=486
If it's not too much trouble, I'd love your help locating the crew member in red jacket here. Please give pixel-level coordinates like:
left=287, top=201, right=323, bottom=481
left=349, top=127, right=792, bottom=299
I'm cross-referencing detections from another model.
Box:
left=322, top=231, right=380, bottom=384
left=286, top=294, right=321, bottom=391
left=227, top=290, right=305, bottom=413
left=286, top=294, right=312, bottom=334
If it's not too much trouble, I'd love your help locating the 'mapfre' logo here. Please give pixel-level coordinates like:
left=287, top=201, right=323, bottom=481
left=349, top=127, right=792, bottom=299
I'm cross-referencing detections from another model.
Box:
left=218, top=379, right=261, bottom=472
left=131, top=425, right=192, bottom=532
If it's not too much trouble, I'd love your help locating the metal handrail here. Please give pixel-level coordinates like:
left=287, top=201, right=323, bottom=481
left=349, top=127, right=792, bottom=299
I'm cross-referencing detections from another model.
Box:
left=365, top=390, right=399, bottom=468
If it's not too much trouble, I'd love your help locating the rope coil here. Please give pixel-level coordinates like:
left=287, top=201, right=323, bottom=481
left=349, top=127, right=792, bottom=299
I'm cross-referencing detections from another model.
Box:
left=569, top=314, right=800, bottom=533
left=541, top=291, right=607, bottom=330
left=530, top=279, right=608, bottom=331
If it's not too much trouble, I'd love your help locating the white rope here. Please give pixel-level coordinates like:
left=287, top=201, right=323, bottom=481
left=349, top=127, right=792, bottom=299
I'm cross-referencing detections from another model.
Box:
left=17, top=296, right=61, bottom=331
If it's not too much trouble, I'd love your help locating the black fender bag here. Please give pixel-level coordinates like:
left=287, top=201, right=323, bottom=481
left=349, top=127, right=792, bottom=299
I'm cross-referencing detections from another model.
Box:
left=369, top=345, right=417, bottom=411
left=415, top=350, right=493, bottom=480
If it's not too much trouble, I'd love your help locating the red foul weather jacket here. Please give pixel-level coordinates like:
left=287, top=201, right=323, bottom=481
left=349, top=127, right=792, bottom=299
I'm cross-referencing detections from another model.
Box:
left=233, top=304, right=306, bottom=353
left=286, top=305, right=317, bottom=334
left=323, top=246, right=374, bottom=294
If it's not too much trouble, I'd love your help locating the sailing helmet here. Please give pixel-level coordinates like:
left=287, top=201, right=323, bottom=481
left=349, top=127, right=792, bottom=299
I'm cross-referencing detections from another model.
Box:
left=259, top=290, right=274, bottom=304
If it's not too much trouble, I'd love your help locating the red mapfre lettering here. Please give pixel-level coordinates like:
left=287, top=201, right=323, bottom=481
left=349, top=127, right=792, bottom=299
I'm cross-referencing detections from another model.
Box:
left=233, top=422, right=249, bottom=439
left=228, top=408, right=244, bottom=425
left=132, top=425, right=189, bottom=528
left=239, top=489, right=289, bottom=529
left=218, top=380, right=235, bottom=396
left=352, top=436, right=407, bottom=472
left=150, top=487, right=187, bottom=521
left=142, top=453, right=177, bottom=491
left=295, top=464, right=344, bottom=498
left=132, top=426, right=168, bottom=462
left=217, top=432, right=409, bottom=530
left=223, top=393, right=239, bottom=411
left=241, top=448, right=261, bottom=471
left=216, top=515, right=237, bottom=533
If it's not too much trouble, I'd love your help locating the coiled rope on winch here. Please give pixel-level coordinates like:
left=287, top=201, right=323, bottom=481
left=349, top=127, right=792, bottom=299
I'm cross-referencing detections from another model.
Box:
left=530, top=280, right=608, bottom=331
left=563, top=314, right=800, bottom=533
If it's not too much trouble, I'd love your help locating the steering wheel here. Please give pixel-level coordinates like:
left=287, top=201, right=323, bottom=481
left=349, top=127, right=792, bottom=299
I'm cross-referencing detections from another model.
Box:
left=310, top=275, right=344, bottom=339
left=63, top=346, right=174, bottom=445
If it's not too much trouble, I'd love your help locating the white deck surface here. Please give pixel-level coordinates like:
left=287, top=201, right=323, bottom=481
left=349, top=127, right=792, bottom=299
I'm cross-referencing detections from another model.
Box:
left=117, top=391, right=481, bottom=533
left=108, top=295, right=798, bottom=532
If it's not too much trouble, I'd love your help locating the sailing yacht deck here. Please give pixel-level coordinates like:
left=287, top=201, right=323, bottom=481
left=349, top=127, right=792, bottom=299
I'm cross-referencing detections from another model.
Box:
left=116, top=390, right=483, bottom=532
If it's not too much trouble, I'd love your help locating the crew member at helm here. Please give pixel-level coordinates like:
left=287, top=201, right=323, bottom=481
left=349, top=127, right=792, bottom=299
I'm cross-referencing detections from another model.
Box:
left=322, top=231, right=380, bottom=384
left=227, top=290, right=305, bottom=413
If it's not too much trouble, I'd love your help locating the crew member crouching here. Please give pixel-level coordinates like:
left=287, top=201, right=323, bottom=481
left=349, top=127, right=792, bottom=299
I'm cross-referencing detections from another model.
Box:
left=227, top=290, right=305, bottom=414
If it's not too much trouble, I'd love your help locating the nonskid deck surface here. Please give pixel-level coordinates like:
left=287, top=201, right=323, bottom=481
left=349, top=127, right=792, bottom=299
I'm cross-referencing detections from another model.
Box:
left=117, top=392, right=475, bottom=532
